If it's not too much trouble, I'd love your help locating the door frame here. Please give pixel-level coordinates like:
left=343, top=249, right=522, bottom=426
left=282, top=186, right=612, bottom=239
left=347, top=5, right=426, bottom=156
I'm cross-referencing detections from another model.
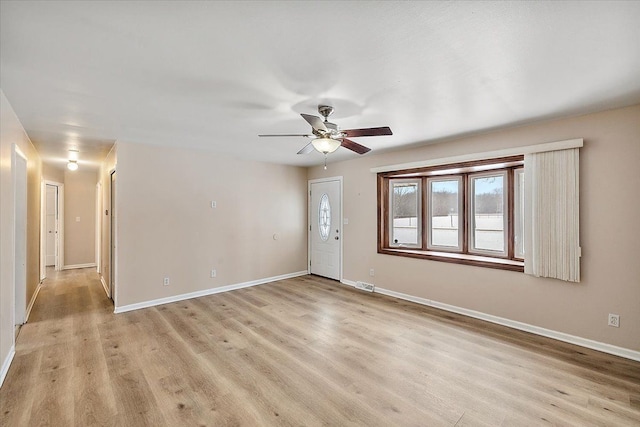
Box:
left=39, top=179, right=46, bottom=282
left=95, top=181, right=102, bottom=274
left=42, top=180, right=64, bottom=273
left=12, top=144, right=27, bottom=327
left=308, top=176, right=343, bottom=281
left=109, top=169, right=117, bottom=305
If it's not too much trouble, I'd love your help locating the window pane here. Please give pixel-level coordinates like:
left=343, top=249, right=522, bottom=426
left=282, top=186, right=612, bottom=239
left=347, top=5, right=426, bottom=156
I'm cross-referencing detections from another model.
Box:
left=391, top=181, right=419, bottom=246
left=514, top=169, right=525, bottom=258
left=472, top=175, right=505, bottom=252
left=318, top=193, right=331, bottom=241
left=430, top=179, right=460, bottom=248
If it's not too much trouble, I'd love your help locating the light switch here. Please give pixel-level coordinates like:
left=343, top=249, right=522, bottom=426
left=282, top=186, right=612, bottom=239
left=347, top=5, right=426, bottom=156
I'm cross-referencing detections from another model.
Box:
left=76, top=217, right=80, bottom=222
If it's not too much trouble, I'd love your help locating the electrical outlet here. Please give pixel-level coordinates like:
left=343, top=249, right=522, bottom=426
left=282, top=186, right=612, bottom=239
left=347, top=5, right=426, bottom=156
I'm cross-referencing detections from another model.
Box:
left=210, top=269, right=217, bottom=278
left=369, top=268, right=375, bottom=277
left=163, top=277, right=170, bottom=286
left=210, top=201, right=217, bottom=208
left=608, top=313, right=620, bottom=328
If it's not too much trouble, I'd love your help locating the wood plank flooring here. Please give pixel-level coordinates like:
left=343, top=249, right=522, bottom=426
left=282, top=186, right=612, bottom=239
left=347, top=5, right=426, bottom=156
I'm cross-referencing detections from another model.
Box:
left=1, top=268, right=639, bottom=426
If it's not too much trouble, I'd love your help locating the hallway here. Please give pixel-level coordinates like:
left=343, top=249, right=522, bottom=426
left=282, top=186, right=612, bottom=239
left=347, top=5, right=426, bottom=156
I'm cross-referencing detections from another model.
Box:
left=1, top=268, right=114, bottom=425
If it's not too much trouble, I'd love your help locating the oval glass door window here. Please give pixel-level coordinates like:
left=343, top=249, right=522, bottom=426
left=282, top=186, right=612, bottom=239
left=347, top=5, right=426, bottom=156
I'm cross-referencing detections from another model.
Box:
left=318, top=193, right=331, bottom=241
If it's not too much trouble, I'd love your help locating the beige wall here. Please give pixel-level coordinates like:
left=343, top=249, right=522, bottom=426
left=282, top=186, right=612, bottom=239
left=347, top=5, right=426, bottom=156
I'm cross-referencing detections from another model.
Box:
left=43, top=164, right=64, bottom=183
left=308, top=104, right=640, bottom=352
left=111, top=141, right=308, bottom=307
left=63, top=169, right=97, bottom=267
left=0, top=90, right=42, bottom=380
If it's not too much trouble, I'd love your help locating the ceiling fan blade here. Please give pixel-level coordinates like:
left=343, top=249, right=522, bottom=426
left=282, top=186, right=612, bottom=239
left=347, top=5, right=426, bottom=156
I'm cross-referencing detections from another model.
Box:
left=342, top=126, right=392, bottom=137
left=258, top=134, right=312, bottom=137
left=300, top=113, right=327, bottom=132
left=341, top=138, right=371, bottom=155
left=297, top=142, right=315, bottom=155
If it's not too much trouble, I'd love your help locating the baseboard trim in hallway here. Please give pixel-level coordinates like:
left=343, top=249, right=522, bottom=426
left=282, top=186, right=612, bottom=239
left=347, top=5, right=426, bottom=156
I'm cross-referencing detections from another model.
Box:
left=114, top=270, right=309, bottom=314
left=63, top=263, right=97, bottom=270
left=100, top=275, right=110, bottom=298
left=0, top=346, right=15, bottom=388
left=24, top=282, right=43, bottom=323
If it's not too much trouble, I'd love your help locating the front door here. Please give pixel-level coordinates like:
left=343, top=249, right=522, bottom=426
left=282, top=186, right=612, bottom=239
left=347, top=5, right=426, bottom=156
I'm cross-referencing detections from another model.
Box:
left=310, top=179, right=341, bottom=280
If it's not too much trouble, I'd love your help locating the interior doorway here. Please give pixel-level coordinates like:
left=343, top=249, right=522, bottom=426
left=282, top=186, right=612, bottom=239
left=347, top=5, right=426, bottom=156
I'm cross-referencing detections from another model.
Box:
left=13, top=146, right=27, bottom=326
left=309, top=177, right=342, bottom=281
left=109, top=170, right=116, bottom=303
left=96, top=182, right=102, bottom=274
left=41, top=180, right=63, bottom=276
left=45, top=184, right=58, bottom=267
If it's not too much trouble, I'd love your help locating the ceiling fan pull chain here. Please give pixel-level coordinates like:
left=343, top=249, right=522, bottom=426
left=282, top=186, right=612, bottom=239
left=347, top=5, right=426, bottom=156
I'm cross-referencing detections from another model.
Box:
left=324, top=153, right=328, bottom=170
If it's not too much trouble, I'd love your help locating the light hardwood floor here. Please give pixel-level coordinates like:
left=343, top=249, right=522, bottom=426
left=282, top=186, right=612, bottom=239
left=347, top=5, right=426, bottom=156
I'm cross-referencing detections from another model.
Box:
left=1, top=268, right=639, bottom=426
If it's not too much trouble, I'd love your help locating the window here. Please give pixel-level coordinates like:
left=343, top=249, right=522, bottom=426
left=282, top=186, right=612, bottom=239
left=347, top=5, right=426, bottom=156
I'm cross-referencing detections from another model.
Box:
left=318, top=193, right=331, bottom=241
left=469, top=171, right=506, bottom=256
left=389, top=179, right=421, bottom=247
left=427, top=177, right=462, bottom=251
left=378, top=156, right=524, bottom=271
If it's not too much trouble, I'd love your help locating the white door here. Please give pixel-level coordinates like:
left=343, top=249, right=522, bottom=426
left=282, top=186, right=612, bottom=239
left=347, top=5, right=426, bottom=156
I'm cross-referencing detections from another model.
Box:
left=45, top=184, right=57, bottom=266
left=14, top=149, right=27, bottom=325
left=310, top=179, right=341, bottom=280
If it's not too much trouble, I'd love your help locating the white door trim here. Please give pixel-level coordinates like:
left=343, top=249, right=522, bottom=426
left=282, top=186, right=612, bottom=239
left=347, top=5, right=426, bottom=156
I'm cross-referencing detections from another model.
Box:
left=308, top=176, right=343, bottom=281
left=39, top=179, right=46, bottom=282
left=12, top=144, right=27, bottom=327
left=109, top=168, right=117, bottom=306
left=95, top=182, right=102, bottom=274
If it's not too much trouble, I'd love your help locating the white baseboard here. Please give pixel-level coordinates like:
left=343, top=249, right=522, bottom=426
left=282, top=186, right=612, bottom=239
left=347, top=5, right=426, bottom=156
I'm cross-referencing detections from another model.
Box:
left=114, top=271, right=308, bottom=314
left=0, top=346, right=16, bottom=388
left=100, top=276, right=110, bottom=298
left=343, top=279, right=640, bottom=362
left=63, top=263, right=97, bottom=270
left=340, top=279, right=358, bottom=288
left=24, top=282, right=43, bottom=323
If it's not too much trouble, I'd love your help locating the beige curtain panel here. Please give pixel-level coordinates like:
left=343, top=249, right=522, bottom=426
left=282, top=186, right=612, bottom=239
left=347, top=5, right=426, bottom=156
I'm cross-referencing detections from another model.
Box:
left=524, top=148, right=581, bottom=282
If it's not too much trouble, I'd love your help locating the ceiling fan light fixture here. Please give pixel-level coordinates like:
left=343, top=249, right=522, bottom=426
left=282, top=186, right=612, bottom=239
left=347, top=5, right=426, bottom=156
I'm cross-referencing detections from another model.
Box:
left=311, top=137, right=340, bottom=154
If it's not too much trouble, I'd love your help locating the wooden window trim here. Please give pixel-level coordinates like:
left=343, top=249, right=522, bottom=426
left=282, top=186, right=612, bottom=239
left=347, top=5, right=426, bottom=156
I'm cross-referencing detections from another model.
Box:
left=378, top=156, right=525, bottom=273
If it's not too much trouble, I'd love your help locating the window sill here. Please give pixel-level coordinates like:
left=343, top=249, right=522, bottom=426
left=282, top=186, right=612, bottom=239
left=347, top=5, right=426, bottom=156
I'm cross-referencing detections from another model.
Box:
left=378, top=248, right=524, bottom=272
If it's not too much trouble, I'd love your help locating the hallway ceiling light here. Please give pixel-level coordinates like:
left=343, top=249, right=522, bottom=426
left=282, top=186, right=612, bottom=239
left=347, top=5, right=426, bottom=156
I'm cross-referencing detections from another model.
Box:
left=68, top=149, right=79, bottom=170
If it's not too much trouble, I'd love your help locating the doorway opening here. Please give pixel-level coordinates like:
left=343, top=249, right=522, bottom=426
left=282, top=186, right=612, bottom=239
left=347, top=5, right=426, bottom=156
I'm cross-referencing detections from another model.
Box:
left=41, top=181, right=64, bottom=278
left=109, top=170, right=116, bottom=303
left=13, top=146, right=27, bottom=328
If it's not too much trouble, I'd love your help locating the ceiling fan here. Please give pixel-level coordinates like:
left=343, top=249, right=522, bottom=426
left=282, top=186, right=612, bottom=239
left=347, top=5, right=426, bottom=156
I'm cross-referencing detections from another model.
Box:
left=259, top=105, right=392, bottom=168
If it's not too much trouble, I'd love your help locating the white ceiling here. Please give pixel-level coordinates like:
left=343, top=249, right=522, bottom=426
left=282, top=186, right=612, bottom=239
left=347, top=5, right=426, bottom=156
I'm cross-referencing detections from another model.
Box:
left=1, top=1, right=639, bottom=171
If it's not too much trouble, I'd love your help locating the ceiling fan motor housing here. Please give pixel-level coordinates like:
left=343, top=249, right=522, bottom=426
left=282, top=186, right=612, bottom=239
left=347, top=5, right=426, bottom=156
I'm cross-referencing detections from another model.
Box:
left=318, top=105, right=334, bottom=120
